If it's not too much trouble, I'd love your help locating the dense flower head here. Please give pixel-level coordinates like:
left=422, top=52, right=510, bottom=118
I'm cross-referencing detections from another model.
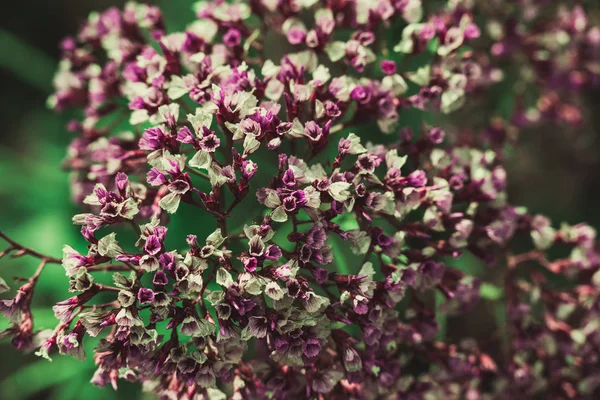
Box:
left=1, top=1, right=600, bottom=399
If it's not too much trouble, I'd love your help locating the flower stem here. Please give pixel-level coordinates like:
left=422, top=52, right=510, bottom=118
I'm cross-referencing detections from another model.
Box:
left=0, top=230, right=62, bottom=264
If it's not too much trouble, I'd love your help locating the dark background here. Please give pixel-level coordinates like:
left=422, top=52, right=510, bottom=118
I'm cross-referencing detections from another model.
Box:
left=1, top=1, right=599, bottom=399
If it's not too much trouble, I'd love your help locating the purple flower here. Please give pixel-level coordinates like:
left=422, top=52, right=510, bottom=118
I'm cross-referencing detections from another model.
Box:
left=381, top=60, right=397, bottom=75
left=2, top=1, right=593, bottom=398
left=223, top=29, right=242, bottom=47
left=137, top=288, right=155, bottom=304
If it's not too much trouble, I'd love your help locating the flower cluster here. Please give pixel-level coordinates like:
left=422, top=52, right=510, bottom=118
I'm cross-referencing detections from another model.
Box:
left=484, top=2, right=599, bottom=127
left=459, top=1, right=600, bottom=147
left=2, top=1, right=600, bottom=399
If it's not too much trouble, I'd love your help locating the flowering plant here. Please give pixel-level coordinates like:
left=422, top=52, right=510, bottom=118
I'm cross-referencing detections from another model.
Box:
left=1, top=1, right=600, bottom=399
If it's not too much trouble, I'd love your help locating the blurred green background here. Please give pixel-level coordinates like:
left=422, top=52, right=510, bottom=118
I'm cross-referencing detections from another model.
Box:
left=1, top=1, right=600, bottom=399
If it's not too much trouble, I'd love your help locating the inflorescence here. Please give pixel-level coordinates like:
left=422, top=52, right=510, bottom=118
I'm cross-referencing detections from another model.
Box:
left=1, top=1, right=600, bottom=399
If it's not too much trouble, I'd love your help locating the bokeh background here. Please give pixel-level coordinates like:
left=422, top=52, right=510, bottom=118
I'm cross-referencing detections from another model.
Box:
left=1, top=1, right=600, bottom=399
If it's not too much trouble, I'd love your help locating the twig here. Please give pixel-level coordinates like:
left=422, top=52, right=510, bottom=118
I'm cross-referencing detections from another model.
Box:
left=218, top=215, right=228, bottom=243
left=188, top=168, right=211, bottom=181
left=95, top=284, right=121, bottom=293
left=82, top=301, right=120, bottom=310
left=130, top=221, right=142, bottom=237
left=225, top=196, right=244, bottom=215
left=0, top=230, right=62, bottom=264
left=30, top=259, right=48, bottom=282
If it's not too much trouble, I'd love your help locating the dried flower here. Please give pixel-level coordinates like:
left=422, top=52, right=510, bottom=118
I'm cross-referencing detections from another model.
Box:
left=0, top=1, right=599, bottom=399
